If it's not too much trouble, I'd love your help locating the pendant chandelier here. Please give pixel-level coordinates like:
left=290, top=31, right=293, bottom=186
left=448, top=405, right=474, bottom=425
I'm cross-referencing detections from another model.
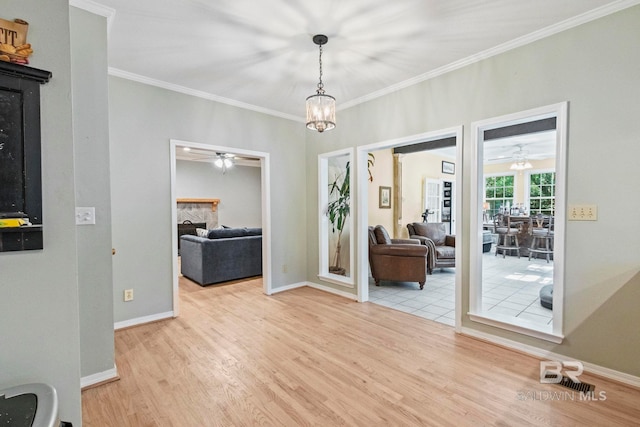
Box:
left=306, top=34, right=336, bottom=133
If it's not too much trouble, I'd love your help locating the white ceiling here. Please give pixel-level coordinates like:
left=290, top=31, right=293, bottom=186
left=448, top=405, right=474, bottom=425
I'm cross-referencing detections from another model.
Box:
left=483, top=131, right=557, bottom=164
left=88, top=0, right=628, bottom=121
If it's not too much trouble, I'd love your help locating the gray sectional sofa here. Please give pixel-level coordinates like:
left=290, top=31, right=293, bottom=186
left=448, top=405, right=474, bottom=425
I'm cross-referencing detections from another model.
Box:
left=180, top=227, right=262, bottom=286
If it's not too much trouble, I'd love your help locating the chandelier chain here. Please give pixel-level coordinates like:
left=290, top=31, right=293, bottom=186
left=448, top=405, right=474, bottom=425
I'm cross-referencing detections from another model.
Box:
left=317, top=44, right=324, bottom=93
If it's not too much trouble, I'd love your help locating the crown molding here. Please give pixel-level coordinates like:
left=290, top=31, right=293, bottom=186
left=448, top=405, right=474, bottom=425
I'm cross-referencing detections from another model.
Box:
left=88, top=0, right=640, bottom=120
left=69, top=0, right=116, bottom=37
left=108, top=67, right=304, bottom=123
left=339, top=0, right=640, bottom=111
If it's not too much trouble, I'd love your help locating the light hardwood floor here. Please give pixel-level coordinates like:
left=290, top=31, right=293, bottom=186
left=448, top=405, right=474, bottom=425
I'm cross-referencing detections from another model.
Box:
left=82, top=277, right=640, bottom=426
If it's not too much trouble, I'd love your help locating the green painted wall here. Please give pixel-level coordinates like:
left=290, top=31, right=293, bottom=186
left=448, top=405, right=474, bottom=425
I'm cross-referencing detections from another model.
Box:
left=70, top=6, right=115, bottom=381
left=306, top=6, right=640, bottom=375
left=108, top=77, right=308, bottom=323
left=0, top=0, right=82, bottom=424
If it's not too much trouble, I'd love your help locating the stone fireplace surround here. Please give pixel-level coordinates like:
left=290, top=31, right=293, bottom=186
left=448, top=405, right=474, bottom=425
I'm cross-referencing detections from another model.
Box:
left=177, top=198, right=220, bottom=229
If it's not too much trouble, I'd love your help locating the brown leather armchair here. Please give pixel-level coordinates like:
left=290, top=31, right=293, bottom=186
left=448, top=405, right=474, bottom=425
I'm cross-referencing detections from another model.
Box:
left=407, top=222, right=455, bottom=274
left=368, top=225, right=428, bottom=289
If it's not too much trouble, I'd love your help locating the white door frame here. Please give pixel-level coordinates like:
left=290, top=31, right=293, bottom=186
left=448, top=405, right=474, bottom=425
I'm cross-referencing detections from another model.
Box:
left=356, top=126, right=463, bottom=331
left=468, top=102, right=567, bottom=343
left=169, top=139, right=272, bottom=316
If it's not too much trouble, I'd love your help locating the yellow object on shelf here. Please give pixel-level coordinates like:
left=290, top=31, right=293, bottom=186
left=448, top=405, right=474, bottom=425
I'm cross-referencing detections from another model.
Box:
left=0, top=218, right=27, bottom=227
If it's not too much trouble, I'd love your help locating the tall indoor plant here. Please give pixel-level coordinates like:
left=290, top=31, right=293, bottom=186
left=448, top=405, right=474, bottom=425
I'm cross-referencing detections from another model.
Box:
left=326, top=154, right=375, bottom=275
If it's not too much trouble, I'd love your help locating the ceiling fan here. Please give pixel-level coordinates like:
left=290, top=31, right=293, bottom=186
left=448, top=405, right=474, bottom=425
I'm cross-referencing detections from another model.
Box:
left=176, top=147, right=260, bottom=167
left=214, top=153, right=235, bottom=171
left=485, top=144, right=544, bottom=164
left=508, top=147, right=533, bottom=170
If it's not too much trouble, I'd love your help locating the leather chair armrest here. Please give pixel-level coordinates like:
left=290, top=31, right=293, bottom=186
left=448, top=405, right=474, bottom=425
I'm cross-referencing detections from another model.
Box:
left=370, top=244, right=427, bottom=257
left=409, top=235, right=429, bottom=245
left=412, top=235, right=438, bottom=247
left=445, top=235, right=456, bottom=247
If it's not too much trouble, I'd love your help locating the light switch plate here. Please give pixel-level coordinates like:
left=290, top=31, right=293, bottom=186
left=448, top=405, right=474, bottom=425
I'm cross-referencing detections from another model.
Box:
left=568, top=204, right=597, bottom=221
left=75, top=207, right=96, bottom=225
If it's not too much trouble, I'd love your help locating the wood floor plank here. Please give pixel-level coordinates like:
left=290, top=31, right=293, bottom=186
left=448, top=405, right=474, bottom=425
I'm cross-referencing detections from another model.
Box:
left=82, top=277, right=640, bottom=426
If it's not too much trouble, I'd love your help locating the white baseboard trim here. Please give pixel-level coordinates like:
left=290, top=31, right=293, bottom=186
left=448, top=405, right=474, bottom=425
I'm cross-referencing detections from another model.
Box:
left=81, top=365, right=118, bottom=389
left=268, top=281, right=307, bottom=294
left=268, top=280, right=358, bottom=301
left=114, top=311, right=174, bottom=330
left=460, top=327, right=640, bottom=389
left=306, top=281, right=359, bottom=301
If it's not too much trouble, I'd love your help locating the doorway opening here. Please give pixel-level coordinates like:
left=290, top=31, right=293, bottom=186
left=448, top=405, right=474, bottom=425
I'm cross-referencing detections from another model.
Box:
left=356, top=127, right=463, bottom=329
left=169, top=140, right=272, bottom=316
left=469, top=103, right=567, bottom=343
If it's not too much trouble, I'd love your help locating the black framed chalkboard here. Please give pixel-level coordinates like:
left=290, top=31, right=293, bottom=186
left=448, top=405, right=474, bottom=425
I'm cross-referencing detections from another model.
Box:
left=0, top=88, right=25, bottom=212
left=0, top=61, right=50, bottom=252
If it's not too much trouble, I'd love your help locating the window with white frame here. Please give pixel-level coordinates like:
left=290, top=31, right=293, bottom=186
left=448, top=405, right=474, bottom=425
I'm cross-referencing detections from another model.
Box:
left=528, top=171, right=555, bottom=215
left=484, top=174, right=514, bottom=218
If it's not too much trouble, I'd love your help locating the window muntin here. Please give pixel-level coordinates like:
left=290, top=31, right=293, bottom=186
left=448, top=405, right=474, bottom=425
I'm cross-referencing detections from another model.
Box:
left=485, top=174, right=514, bottom=217
left=529, top=172, right=555, bottom=215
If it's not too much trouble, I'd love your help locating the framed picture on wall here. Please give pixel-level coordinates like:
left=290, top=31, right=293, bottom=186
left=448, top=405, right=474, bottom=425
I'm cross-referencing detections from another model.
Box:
left=442, top=161, right=455, bottom=175
left=379, top=186, right=391, bottom=209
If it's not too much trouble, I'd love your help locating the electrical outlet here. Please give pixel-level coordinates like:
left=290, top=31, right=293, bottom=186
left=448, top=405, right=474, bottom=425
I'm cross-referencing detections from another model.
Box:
left=124, top=289, right=134, bottom=302
left=568, top=204, right=597, bottom=221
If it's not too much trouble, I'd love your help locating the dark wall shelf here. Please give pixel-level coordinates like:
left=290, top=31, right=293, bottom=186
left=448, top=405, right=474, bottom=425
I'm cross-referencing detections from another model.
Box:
left=0, top=62, right=51, bottom=252
left=0, top=61, right=51, bottom=83
left=0, top=225, right=43, bottom=251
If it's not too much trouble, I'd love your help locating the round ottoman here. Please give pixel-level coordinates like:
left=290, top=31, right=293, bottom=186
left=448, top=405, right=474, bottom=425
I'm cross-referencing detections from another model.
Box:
left=539, top=285, right=553, bottom=310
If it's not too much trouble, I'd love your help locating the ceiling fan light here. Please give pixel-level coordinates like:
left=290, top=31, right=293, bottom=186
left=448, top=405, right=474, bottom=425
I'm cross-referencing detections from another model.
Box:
left=214, top=158, right=223, bottom=168
left=510, top=160, right=533, bottom=170
left=223, top=158, right=233, bottom=168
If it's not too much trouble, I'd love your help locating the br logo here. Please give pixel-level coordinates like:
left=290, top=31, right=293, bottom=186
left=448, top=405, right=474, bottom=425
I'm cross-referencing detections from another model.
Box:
left=540, top=361, right=583, bottom=383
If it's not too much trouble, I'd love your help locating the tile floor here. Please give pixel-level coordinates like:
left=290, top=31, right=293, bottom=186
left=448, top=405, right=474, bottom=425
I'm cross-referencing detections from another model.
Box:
left=368, top=251, right=554, bottom=328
